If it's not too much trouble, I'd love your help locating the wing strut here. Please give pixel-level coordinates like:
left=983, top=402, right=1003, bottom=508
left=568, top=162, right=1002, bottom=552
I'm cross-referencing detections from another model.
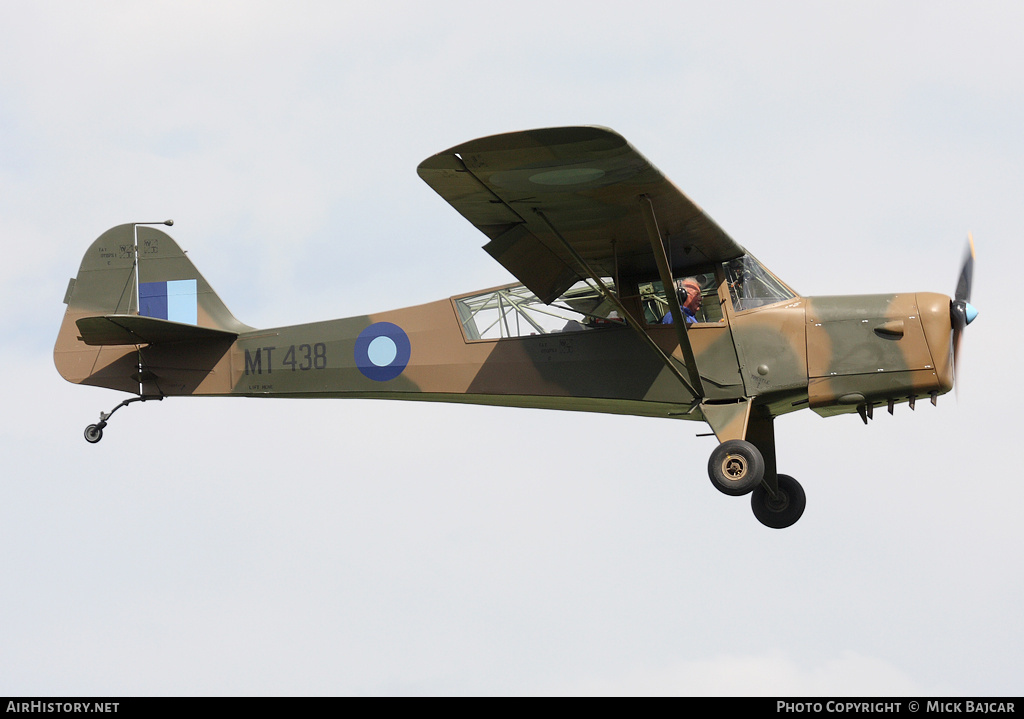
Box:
left=531, top=208, right=703, bottom=402
left=639, top=195, right=706, bottom=399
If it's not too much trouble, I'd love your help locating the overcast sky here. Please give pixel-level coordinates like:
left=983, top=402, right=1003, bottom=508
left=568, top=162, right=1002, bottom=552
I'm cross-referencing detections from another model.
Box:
left=1, top=1, right=1021, bottom=696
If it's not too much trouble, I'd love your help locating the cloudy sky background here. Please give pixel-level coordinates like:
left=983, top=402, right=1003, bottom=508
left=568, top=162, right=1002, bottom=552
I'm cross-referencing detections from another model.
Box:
left=1, top=1, right=1021, bottom=696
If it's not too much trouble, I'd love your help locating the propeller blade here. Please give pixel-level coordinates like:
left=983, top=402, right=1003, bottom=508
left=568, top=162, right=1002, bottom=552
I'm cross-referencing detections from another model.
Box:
left=955, top=233, right=975, bottom=303
left=950, top=234, right=977, bottom=398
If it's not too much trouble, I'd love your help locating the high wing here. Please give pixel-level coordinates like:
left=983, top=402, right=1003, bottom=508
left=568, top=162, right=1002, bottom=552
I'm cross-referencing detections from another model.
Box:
left=417, top=126, right=745, bottom=303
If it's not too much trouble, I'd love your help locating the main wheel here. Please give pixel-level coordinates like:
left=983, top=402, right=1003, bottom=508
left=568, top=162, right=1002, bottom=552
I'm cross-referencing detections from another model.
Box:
left=708, top=440, right=764, bottom=496
left=84, top=424, right=103, bottom=444
left=751, top=473, right=806, bottom=529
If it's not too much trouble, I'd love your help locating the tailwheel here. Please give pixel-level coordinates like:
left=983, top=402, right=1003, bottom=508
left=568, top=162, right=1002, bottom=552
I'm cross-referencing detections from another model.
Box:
left=708, top=440, right=764, bottom=496
left=751, top=473, right=806, bottom=529
left=84, top=423, right=105, bottom=444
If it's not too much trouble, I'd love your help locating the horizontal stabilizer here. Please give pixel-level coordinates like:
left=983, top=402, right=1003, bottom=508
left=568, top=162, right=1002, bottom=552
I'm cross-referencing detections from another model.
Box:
left=75, top=315, right=238, bottom=346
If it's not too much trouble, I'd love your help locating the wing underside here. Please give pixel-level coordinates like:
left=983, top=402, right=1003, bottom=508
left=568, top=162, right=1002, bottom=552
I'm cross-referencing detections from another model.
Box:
left=418, top=126, right=744, bottom=303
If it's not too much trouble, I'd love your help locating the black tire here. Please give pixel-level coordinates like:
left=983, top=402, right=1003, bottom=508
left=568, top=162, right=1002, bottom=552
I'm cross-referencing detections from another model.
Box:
left=84, top=424, right=103, bottom=444
left=751, top=473, right=806, bottom=529
left=707, top=440, right=764, bottom=496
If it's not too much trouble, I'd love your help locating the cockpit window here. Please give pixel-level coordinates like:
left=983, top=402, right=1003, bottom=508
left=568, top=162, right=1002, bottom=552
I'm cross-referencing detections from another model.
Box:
left=454, top=279, right=623, bottom=340
left=725, top=254, right=795, bottom=311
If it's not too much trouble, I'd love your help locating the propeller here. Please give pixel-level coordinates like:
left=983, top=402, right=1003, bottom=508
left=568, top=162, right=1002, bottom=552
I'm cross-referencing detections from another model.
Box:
left=950, top=234, right=978, bottom=391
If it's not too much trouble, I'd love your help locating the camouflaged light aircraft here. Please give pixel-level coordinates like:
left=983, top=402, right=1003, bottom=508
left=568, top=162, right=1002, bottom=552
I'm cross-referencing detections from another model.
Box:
left=55, top=126, right=978, bottom=529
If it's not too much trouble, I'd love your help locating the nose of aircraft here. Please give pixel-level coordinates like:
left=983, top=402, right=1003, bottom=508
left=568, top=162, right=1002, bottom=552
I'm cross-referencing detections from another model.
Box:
left=951, top=298, right=978, bottom=328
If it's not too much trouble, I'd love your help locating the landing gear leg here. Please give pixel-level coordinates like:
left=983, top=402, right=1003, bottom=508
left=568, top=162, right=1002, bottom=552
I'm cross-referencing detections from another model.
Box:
left=745, top=411, right=804, bottom=527
left=83, top=396, right=162, bottom=444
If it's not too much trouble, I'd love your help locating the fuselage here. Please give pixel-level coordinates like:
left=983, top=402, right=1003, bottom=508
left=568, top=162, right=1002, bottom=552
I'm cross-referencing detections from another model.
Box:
left=58, top=286, right=952, bottom=424
left=54, top=226, right=953, bottom=424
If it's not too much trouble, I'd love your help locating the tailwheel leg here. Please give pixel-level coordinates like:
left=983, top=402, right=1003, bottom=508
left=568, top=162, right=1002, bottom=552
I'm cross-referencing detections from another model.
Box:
left=83, top=396, right=162, bottom=444
left=750, top=473, right=806, bottom=529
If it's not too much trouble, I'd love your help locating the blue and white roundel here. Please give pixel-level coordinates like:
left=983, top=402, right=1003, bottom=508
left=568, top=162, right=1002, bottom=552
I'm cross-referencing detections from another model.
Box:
left=354, top=322, right=411, bottom=382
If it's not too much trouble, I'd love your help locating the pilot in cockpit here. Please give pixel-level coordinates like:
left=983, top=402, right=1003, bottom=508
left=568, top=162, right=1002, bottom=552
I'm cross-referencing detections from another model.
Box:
left=661, top=277, right=703, bottom=324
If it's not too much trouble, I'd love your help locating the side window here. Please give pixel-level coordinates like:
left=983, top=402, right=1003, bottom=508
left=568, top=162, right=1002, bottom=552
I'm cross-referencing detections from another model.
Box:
left=641, top=271, right=721, bottom=325
left=453, top=280, right=623, bottom=340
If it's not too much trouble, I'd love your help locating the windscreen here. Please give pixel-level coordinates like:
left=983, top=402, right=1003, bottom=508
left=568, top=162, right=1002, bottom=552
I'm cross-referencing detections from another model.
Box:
left=725, top=254, right=795, bottom=311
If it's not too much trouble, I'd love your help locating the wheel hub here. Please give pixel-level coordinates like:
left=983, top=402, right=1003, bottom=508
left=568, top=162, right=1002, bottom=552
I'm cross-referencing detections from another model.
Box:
left=722, top=454, right=747, bottom=480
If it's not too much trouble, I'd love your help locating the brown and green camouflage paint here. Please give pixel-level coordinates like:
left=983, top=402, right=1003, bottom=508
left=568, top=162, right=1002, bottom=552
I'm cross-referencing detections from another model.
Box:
left=55, top=225, right=954, bottom=442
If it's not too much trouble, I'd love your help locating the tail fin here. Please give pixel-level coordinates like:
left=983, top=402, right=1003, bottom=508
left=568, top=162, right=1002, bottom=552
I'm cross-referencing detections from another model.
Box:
left=55, top=224, right=251, bottom=395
